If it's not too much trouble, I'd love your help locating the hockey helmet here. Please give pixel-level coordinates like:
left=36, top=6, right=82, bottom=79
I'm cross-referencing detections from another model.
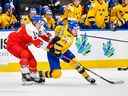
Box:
left=68, top=20, right=79, bottom=36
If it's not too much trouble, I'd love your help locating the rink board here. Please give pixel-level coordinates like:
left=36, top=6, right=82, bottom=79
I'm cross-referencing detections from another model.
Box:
left=0, top=30, right=128, bottom=72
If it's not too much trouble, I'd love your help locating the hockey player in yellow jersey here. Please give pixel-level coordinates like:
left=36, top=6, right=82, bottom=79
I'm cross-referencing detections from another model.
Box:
left=61, top=0, right=83, bottom=22
left=43, top=10, right=55, bottom=30
left=81, top=0, right=97, bottom=23
left=95, top=0, right=109, bottom=29
left=85, top=0, right=109, bottom=29
left=110, top=0, right=128, bottom=28
left=44, top=20, right=96, bottom=84
left=122, top=1, right=128, bottom=22
left=0, top=3, right=17, bottom=29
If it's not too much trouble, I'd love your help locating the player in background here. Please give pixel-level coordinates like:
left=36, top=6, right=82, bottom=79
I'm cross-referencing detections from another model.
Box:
left=61, top=0, right=83, bottom=22
left=80, top=0, right=96, bottom=29
left=0, top=3, right=17, bottom=29
left=42, top=7, right=55, bottom=30
left=42, top=20, right=96, bottom=84
left=110, top=0, right=128, bottom=30
left=6, top=11, right=50, bottom=84
left=83, top=0, right=96, bottom=13
left=85, top=0, right=109, bottom=29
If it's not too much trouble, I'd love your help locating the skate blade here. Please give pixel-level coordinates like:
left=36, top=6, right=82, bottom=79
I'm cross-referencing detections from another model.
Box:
left=22, top=81, right=33, bottom=86
left=33, top=79, right=45, bottom=85
left=111, top=80, right=124, bottom=84
left=90, top=82, right=97, bottom=85
left=33, top=82, right=45, bottom=85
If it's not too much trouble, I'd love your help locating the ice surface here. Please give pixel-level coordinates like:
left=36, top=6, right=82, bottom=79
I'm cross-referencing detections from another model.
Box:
left=0, top=69, right=128, bottom=96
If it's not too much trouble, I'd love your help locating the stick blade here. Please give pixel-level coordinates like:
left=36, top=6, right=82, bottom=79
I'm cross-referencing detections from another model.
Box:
left=109, top=80, right=124, bottom=84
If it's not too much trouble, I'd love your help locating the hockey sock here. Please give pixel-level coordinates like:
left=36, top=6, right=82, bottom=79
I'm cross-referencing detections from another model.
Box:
left=75, top=64, right=89, bottom=78
left=20, top=65, right=30, bottom=74
left=44, top=71, right=52, bottom=78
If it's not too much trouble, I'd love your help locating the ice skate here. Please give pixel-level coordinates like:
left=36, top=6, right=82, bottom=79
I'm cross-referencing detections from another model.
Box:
left=85, top=76, right=96, bottom=84
left=22, top=73, right=33, bottom=85
left=31, top=71, right=45, bottom=84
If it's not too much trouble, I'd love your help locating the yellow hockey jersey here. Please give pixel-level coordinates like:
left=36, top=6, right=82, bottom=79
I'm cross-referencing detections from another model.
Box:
left=62, top=3, right=83, bottom=22
left=0, top=13, right=17, bottom=28
left=43, top=16, right=55, bottom=29
left=111, top=4, right=128, bottom=26
left=85, top=1, right=109, bottom=28
left=122, top=4, right=128, bottom=21
left=53, top=25, right=75, bottom=53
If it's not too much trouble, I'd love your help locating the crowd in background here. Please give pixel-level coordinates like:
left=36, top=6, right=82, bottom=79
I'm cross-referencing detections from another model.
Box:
left=0, top=0, right=128, bottom=30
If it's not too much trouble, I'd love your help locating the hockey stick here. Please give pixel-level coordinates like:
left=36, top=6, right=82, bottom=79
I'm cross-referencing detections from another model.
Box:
left=61, top=55, right=124, bottom=84
left=80, top=34, right=128, bottom=43
left=82, top=67, right=124, bottom=84
left=43, top=47, right=124, bottom=84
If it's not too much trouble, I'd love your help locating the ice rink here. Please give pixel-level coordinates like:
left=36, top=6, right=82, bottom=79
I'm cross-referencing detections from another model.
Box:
left=0, top=69, right=128, bottom=96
